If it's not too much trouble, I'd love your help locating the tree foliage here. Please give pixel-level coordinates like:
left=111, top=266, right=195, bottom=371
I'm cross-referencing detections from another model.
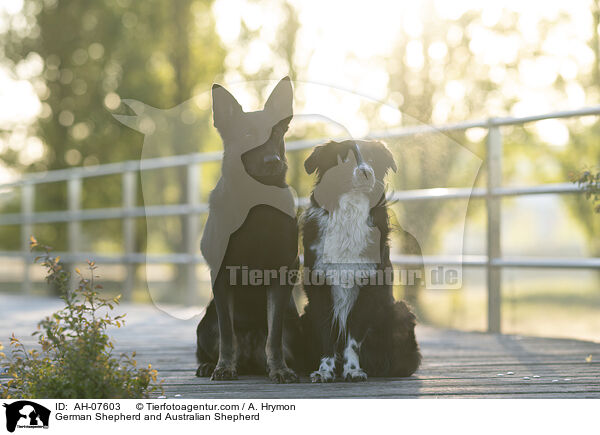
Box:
left=574, top=168, right=600, bottom=213
left=0, top=0, right=225, bottom=274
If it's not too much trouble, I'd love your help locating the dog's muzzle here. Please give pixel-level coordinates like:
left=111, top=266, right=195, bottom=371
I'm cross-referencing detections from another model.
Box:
left=262, top=154, right=285, bottom=175
left=264, top=154, right=281, bottom=165
left=353, top=163, right=375, bottom=191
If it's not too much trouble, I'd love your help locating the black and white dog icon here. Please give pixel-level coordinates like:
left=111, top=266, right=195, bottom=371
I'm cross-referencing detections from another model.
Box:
left=3, top=401, right=50, bottom=433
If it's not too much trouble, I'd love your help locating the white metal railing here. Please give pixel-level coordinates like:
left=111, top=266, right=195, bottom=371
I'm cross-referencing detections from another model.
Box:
left=2, top=106, right=600, bottom=333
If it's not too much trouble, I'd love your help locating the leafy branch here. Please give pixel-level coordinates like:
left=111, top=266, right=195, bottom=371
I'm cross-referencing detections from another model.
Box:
left=0, top=237, right=163, bottom=399
left=572, top=168, right=600, bottom=213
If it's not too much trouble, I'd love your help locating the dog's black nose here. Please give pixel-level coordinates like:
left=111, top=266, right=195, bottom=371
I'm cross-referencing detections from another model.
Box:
left=264, top=155, right=281, bottom=165
left=357, top=163, right=371, bottom=179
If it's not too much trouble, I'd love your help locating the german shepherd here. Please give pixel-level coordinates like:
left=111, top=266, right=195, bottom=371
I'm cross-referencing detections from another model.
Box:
left=195, top=77, right=303, bottom=383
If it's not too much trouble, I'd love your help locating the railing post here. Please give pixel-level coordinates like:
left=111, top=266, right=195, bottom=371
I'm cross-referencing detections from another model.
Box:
left=68, top=177, right=81, bottom=289
left=21, top=183, right=34, bottom=294
left=486, top=124, right=502, bottom=333
left=185, top=163, right=199, bottom=306
left=122, top=170, right=136, bottom=300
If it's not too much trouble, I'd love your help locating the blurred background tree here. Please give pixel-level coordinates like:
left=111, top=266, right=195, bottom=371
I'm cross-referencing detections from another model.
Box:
left=0, top=0, right=225, bottom=292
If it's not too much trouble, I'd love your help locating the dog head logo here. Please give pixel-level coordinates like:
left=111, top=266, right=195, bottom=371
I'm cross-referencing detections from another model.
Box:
left=111, top=80, right=481, bottom=316
left=3, top=401, right=50, bottom=432
left=113, top=77, right=298, bottom=291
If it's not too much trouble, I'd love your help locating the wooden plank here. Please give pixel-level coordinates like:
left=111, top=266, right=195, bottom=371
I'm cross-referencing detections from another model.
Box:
left=151, top=383, right=600, bottom=399
left=1, top=295, right=599, bottom=399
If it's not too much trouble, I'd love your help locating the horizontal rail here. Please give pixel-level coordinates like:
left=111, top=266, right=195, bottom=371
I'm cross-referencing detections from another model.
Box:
left=1, top=251, right=598, bottom=270
left=391, top=255, right=600, bottom=269
left=1, top=105, right=599, bottom=189
left=389, top=183, right=581, bottom=202
left=0, top=152, right=223, bottom=188
left=366, top=105, right=600, bottom=139
left=0, top=251, right=203, bottom=265
left=0, top=183, right=582, bottom=225
left=0, top=204, right=209, bottom=225
left=491, top=257, right=600, bottom=269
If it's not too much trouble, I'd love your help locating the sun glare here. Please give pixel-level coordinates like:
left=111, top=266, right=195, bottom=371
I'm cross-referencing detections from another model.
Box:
left=208, top=0, right=596, bottom=130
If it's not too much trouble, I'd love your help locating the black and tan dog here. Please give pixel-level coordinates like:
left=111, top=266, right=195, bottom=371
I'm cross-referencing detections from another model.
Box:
left=195, top=77, right=303, bottom=383
left=301, top=140, right=421, bottom=382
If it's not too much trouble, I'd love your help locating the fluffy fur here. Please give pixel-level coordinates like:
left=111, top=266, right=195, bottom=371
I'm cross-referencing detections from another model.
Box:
left=301, top=140, right=421, bottom=382
left=312, top=192, right=376, bottom=335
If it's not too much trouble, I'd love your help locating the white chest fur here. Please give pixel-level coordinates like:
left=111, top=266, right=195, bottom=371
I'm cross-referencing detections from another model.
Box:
left=322, top=192, right=373, bottom=264
left=311, top=191, right=377, bottom=334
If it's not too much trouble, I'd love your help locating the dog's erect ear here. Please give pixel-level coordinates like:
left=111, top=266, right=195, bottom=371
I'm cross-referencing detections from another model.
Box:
left=112, top=99, right=152, bottom=132
left=212, top=83, right=243, bottom=131
left=264, top=76, right=293, bottom=118
left=304, top=144, right=325, bottom=174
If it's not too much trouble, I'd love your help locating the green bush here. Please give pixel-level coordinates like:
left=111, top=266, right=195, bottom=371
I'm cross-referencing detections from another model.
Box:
left=0, top=237, right=163, bottom=399
left=573, top=168, right=600, bottom=213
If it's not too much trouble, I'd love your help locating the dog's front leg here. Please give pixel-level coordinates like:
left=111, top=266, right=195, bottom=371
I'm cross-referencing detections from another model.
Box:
left=342, top=334, right=367, bottom=382
left=308, top=288, right=336, bottom=383
left=211, top=272, right=238, bottom=380
left=266, top=284, right=299, bottom=383
left=344, top=301, right=369, bottom=382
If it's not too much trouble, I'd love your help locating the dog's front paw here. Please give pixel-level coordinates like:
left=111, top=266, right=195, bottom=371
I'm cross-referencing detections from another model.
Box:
left=310, top=369, right=335, bottom=383
left=344, top=368, right=367, bottom=382
left=268, top=367, right=299, bottom=384
left=196, top=362, right=216, bottom=377
left=311, top=356, right=336, bottom=383
left=211, top=364, right=238, bottom=381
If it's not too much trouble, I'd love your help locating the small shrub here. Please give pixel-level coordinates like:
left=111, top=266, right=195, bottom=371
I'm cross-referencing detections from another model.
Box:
left=573, top=168, right=600, bottom=213
left=0, top=237, right=163, bottom=399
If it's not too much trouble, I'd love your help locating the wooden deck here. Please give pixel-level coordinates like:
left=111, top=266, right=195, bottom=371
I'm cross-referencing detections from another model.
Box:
left=1, top=294, right=599, bottom=398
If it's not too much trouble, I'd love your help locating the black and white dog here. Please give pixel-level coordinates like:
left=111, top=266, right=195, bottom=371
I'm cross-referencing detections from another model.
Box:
left=301, top=140, right=421, bottom=382
left=195, top=77, right=303, bottom=383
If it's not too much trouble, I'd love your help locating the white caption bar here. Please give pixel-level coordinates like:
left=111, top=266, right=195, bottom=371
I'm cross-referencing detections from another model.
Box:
left=0, top=399, right=597, bottom=434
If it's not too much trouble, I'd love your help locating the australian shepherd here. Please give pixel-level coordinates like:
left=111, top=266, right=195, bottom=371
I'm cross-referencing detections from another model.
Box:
left=301, top=139, right=421, bottom=382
